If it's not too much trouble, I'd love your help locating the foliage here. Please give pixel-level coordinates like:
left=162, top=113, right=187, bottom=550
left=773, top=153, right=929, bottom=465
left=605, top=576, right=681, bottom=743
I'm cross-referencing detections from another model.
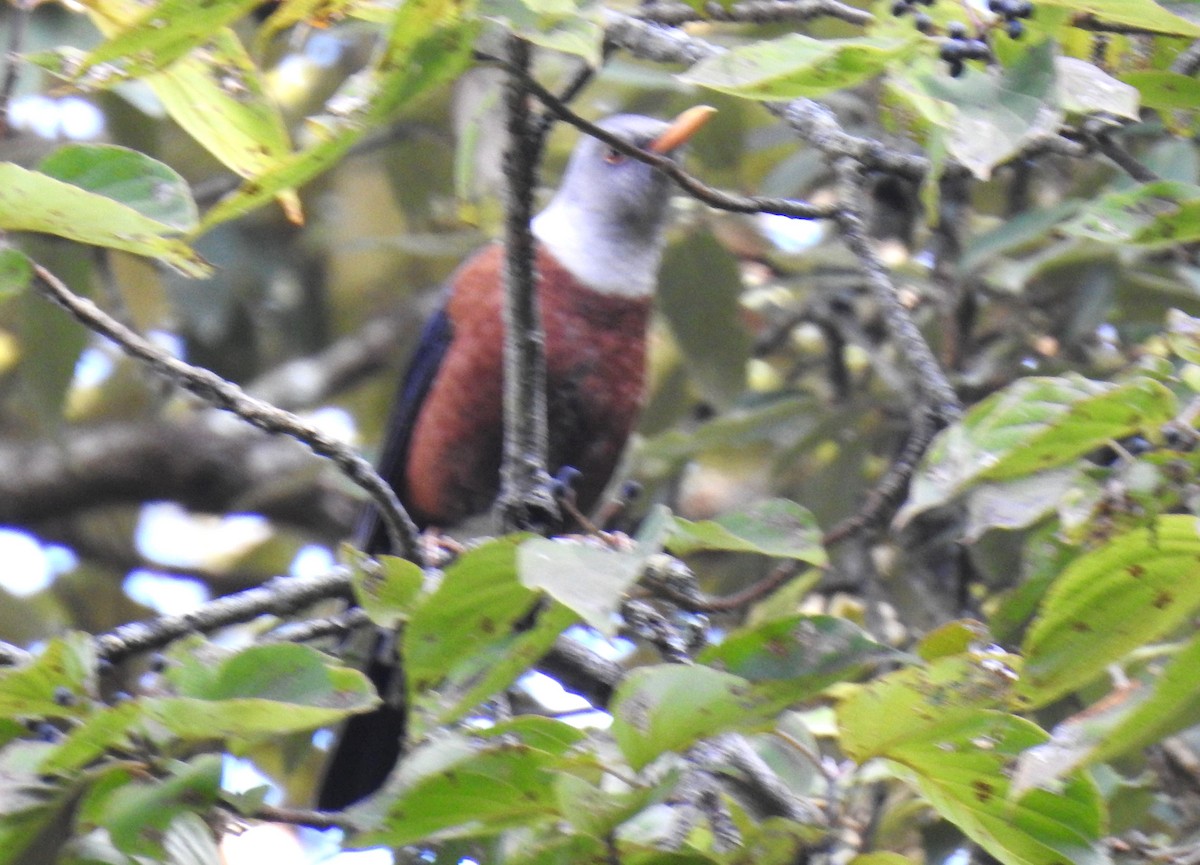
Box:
left=2, top=0, right=1200, bottom=863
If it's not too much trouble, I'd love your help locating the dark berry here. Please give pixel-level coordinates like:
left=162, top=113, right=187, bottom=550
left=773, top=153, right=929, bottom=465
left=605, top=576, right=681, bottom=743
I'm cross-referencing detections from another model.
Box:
left=555, top=466, right=582, bottom=490
left=891, top=0, right=911, bottom=14
left=939, top=39, right=963, bottom=60
left=964, top=38, right=990, bottom=59
left=914, top=13, right=934, bottom=32
left=35, top=722, right=62, bottom=743
left=149, top=654, right=168, bottom=673
left=1006, top=18, right=1023, bottom=38
left=1121, top=435, right=1154, bottom=456
left=948, top=58, right=965, bottom=77
left=987, top=0, right=1005, bottom=10
left=52, top=687, right=74, bottom=707
left=619, top=480, right=643, bottom=502
left=1013, top=1, right=1033, bottom=16
left=947, top=20, right=967, bottom=38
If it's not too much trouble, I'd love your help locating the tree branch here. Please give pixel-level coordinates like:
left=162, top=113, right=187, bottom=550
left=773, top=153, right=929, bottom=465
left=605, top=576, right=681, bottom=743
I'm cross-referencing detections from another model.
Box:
left=496, top=35, right=558, bottom=532
left=0, top=0, right=31, bottom=140
left=30, top=261, right=424, bottom=565
left=832, top=160, right=961, bottom=423
left=94, top=569, right=353, bottom=663
left=0, top=418, right=354, bottom=536
left=636, top=0, right=872, bottom=27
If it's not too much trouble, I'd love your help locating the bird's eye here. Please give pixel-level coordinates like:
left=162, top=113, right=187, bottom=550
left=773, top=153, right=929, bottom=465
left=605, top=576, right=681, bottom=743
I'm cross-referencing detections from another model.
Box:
left=603, top=147, right=627, bottom=165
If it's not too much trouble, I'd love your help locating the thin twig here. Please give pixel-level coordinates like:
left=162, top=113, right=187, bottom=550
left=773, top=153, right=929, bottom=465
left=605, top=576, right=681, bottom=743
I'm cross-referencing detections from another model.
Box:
left=247, top=803, right=354, bottom=829
left=1071, top=13, right=1188, bottom=36
left=0, top=0, right=31, bottom=139
left=637, top=0, right=872, bottom=27
left=259, top=607, right=373, bottom=644
left=495, top=34, right=558, bottom=533
left=530, top=60, right=598, bottom=148
left=93, top=569, right=353, bottom=663
left=0, top=640, right=32, bottom=666
left=487, top=59, right=837, bottom=222
left=832, top=160, right=961, bottom=423
left=30, top=262, right=424, bottom=565
left=1170, top=39, right=1200, bottom=75
left=931, top=165, right=971, bottom=369
left=822, top=405, right=942, bottom=545
left=1086, top=123, right=1160, bottom=183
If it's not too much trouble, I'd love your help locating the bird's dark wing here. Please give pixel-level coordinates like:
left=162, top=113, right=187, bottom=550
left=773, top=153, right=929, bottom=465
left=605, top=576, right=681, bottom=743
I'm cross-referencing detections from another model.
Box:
left=318, top=301, right=454, bottom=812
left=356, top=302, right=454, bottom=553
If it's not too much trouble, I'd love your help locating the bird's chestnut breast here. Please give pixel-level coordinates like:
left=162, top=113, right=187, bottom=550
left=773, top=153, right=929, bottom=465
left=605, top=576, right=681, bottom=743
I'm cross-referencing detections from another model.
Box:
left=403, top=243, right=652, bottom=526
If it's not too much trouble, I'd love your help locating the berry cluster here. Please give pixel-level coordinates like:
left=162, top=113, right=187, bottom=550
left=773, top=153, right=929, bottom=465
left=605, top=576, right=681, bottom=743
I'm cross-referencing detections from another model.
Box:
left=890, top=0, right=932, bottom=21
left=891, top=0, right=1034, bottom=77
left=939, top=23, right=991, bottom=77
left=988, top=0, right=1034, bottom=39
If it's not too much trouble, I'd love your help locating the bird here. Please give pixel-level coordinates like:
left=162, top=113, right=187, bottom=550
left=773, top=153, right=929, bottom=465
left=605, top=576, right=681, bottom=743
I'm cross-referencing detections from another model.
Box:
left=317, top=106, right=716, bottom=810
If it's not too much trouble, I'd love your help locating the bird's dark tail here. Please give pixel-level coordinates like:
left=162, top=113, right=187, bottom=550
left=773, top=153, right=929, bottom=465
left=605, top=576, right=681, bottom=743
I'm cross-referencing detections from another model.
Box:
left=315, top=627, right=406, bottom=811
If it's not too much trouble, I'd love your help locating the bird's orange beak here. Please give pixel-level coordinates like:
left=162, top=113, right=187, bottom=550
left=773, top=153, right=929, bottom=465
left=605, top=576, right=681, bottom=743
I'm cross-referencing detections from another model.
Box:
left=648, top=105, right=717, bottom=154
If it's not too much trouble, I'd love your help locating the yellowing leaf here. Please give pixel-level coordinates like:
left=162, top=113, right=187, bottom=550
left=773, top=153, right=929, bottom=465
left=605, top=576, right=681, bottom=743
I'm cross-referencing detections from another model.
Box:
left=679, top=34, right=916, bottom=100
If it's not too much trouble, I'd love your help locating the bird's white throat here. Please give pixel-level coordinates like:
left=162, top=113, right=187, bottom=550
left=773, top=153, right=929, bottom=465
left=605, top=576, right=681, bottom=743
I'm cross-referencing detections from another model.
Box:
left=531, top=201, right=665, bottom=299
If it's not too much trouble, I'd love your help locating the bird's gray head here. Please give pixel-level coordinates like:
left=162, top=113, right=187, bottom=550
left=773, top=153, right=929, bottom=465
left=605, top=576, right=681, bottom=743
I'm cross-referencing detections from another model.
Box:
left=532, top=107, right=715, bottom=298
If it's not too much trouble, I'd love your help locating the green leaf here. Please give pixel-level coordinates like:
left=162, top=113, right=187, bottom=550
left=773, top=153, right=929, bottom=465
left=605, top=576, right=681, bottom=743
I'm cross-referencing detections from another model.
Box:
left=198, top=2, right=477, bottom=230
left=405, top=536, right=578, bottom=733
left=960, top=201, right=1081, bottom=272
left=0, top=159, right=208, bottom=275
left=482, top=0, right=604, bottom=65
left=839, top=657, right=1107, bottom=865
left=1018, top=629, right=1200, bottom=792
left=897, top=374, right=1176, bottom=525
left=169, top=642, right=372, bottom=704
left=345, top=545, right=425, bottom=629
left=38, top=702, right=142, bottom=775
left=86, top=756, right=222, bottom=856
left=0, top=248, right=32, bottom=299
left=519, top=505, right=670, bottom=635
left=72, top=0, right=300, bottom=221
left=658, top=232, right=753, bottom=408
left=39, top=144, right=198, bottom=232
left=254, top=0, right=360, bottom=51
left=474, top=715, right=587, bottom=755
left=1039, top=0, right=1200, bottom=37
left=900, top=716, right=1107, bottom=865
left=915, top=619, right=991, bottom=662
left=1055, top=57, right=1139, bottom=119
left=839, top=655, right=1015, bottom=760
left=698, top=614, right=895, bottom=687
left=162, top=812, right=222, bottom=865
left=142, top=642, right=378, bottom=741
left=0, top=633, right=96, bottom=720
left=77, top=0, right=261, bottom=79
left=666, top=498, right=827, bottom=564
left=916, top=40, right=1060, bottom=180
left=612, top=665, right=803, bottom=770
left=1062, top=180, right=1200, bottom=246
left=1166, top=308, right=1200, bottom=365
left=679, top=34, right=915, bottom=100
left=144, top=30, right=299, bottom=215
left=556, top=772, right=677, bottom=837
left=963, top=467, right=1086, bottom=541
left=351, top=738, right=562, bottom=846
left=1019, top=515, right=1200, bottom=707
left=1121, top=70, right=1200, bottom=112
